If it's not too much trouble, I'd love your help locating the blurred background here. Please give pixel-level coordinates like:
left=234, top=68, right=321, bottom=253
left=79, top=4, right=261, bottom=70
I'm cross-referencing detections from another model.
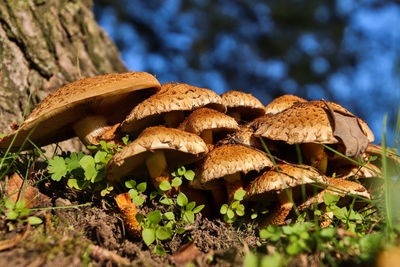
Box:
left=93, top=0, right=400, bottom=147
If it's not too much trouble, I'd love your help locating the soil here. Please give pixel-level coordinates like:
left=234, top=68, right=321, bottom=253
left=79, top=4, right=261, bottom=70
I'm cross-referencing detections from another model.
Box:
left=0, top=177, right=259, bottom=267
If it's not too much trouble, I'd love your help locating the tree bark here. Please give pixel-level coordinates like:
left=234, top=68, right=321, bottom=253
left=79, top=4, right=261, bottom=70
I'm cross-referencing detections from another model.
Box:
left=0, top=0, right=127, bottom=135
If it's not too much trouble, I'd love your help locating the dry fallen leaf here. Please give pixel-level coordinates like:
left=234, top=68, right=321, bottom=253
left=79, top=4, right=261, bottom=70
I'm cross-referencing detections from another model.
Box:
left=170, top=241, right=203, bottom=266
left=6, top=173, right=50, bottom=208
left=323, top=101, right=369, bottom=157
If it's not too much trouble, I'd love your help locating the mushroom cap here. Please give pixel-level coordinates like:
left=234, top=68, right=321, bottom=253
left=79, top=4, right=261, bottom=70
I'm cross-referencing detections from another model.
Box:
left=0, top=72, right=160, bottom=150
left=245, top=164, right=327, bottom=201
left=192, top=144, right=273, bottom=189
left=297, top=178, right=371, bottom=211
left=253, top=101, right=374, bottom=144
left=106, top=126, right=208, bottom=182
left=336, top=163, right=382, bottom=179
left=264, top=94, right=307, bottom=115
left=178, top=108, right=239, bottom=135
left=220, top=91, right=265, bottom=119
left=121, top=82, right=226, bottom=134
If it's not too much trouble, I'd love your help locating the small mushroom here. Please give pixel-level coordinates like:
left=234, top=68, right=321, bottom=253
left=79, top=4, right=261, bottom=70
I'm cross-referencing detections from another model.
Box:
left=0, top=72, right=160, bottom=149
left=252, top=101, right=374, bottom=174
left=192, top=144, right=273, bottom=205
left=121, top=82, right=226, bottom=136
left=264, top=94, right=307, bottom=115
left=245, top=164, right=328, bottom=226
left=178, top=108, right=239, bottom=148
left=106, top=126, right=208, bottom=190
left=220, top=91, right=265, bottom=122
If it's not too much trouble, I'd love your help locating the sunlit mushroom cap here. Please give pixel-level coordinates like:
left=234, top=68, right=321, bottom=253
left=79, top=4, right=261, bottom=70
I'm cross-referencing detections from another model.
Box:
left=121, top=82, right=226, bottom=134
left=106, top=126, right=208, bottom=182
left=178, top=108, right=239, bottom=135
left=253, top=101, right=374, bottom=144
left=264, top=95, right=307, bottom=115
left=297, top=178, right=371, bottom=211
left=191, top=144, right=273, bottom=189
left=245, top=164, right=327, bottom=201
left=221, top=91, right=265, bottom=120
left=336, top=163, right=382, bottom=179
left=0, top=72, right=160, bottom=150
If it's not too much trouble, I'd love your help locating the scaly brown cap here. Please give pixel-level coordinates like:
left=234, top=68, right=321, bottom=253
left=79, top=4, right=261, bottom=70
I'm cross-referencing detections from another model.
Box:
left=178, top=108, right=239, bottom=135
left=121, top=82, right=226, bottom=134
left=253, top=101, right=374, bottom=145
left=264, top=94, right=307, bottom=115
left=297, top=178, right=371, bottom=211
left=245, top=164, right=327, bottom=201
left=0, top=72, right=160, bottom=150
left=192, top=144, right=273, bottom=189
left=336, top=163, right=382, bottom=179
left=221, top=91, right=265, bottom=120
left=106, top=126, right=208, bottom=182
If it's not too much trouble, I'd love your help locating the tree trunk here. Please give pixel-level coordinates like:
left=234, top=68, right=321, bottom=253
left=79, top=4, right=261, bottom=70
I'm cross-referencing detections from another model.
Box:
left=0, top=0, right=127, bottom=150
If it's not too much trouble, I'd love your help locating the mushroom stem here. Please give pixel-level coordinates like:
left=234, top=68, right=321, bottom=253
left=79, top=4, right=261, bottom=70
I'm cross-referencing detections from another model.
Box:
left=224, top=173, right=243, bottom=202
left=73, top=115, right=119, bottom=146
left=145, top=150, right=170, bottom=190
left=228, top=110, right=241, bottom=122
left=164, top=111, right=185, bottom=128
left=200, top=129, right=213, bottom=145
left=115, top=193, right=141, bottom=238
left=301, top=143, right=328, bottom=174
left=260, top=189, right=294, bottom=227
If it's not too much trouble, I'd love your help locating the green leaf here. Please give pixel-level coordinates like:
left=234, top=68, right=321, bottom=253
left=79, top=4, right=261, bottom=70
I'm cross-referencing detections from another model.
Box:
left=220, top=204, right=228, bottom=215
left=6, top=210, right=19, bottom=220
left=231, top=200, right=240, bottom=209
left=154, top=244, right=166, bottom=256
left=15, top=199, right=26, bottom=210
left=156, top=227, right=172, bottom=240
left=177, top=192, right=188, bottom=207
left=171, top=177, right=182, bottom=187
left=5, top=198, right=15, bottom=210
left=184, top=170, right=195, bottom=181
left=177, top=166, right=186, bottom=176
left=159, top=180, right=172, bottom=191
left=137, top=182, right=147, bottom=192
left=147, top=210, right=162, bottom=225
left=193, top=204, right=204, bottom=214
left=324, top=193, right=340, bottom=206
left=159, top=197, right=174, bottom=205
left=320, top=228, right=336, bottom=239
left=94, top=151, right=108, bottom=164
left=286, top=243, right=303, bottom=255
left=260, top=254, right=282, bottom=267
left=233, top=189, right=246, bottom=201
left=67, top=178, right=87, bottom=190
left=136, top=214, right=145, bottom=223
left=183, top=210, right=195, bottom=224
left=125, top=180, right=136, bottom=189
left=48, top=156, right=67, bottom=181
left=227, top=209, right=235, bottom=219
left=150, top=191, right=158, bottom=200
left=80, top=156, right=97, bottom=181
left=65, top=152, right=84, bottom=172
left=132, top=195, right=144, bottom=206
left=163, top=212, right=175, bottom=221
left=243, top=252, right=258, bottom=267
left=177, top=227, right=186, bottom=234
left=129, top=189, right=138, bottom=198
left=235, top=204, right=245, bottom=216
left=28, top=216, right=43, bottom=225
left=142, top=228, right=156, bottom=246
left=186, top=201, right=196, bottom=211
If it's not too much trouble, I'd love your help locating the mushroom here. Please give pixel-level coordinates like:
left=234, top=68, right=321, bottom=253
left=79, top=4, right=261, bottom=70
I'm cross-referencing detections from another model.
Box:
left=245, top=164, right=328, bottom=226
left=121, top=82, right=226, bottom=137
left=220, top=91, right=265, bottom=122
left=178, top=108, right=239, bottom=148
left=106, top=126, right=208, bottom=190
left=297, top=178, right=371, bottom=228
left=264, top=94, right=307, bottom=115
left=252, top=100, right=374, bottom=174
left=0, top=72, right=160, bottom=150
left=191, top=144, right=273, bottom=205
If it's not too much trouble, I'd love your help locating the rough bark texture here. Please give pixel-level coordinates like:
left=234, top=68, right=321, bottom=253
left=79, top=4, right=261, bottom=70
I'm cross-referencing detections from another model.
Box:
left=0, top=0, right=127, bottom=135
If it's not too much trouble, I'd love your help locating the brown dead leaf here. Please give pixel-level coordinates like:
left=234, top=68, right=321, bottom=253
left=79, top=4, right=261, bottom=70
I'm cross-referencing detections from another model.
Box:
left=171, top=242, right=203, bottom=266
left=6, top=173, right=50, bottom=208
left=323, top=101, right=369, bottom=157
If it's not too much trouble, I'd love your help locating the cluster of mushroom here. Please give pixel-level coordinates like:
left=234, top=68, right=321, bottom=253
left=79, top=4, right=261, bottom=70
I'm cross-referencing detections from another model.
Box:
left=0, top=71, right=381, bottom=228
